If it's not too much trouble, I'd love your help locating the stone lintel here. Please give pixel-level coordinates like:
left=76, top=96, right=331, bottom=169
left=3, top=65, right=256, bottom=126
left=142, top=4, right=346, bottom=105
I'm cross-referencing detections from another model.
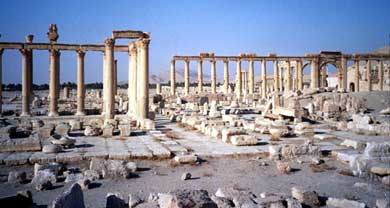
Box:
left=112, top=30, right=149, bottom=39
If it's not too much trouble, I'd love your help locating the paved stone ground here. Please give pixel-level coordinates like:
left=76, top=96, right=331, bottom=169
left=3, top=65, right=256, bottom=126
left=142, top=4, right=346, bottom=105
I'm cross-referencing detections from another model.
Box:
left=1, top=114, right=388, bottom=165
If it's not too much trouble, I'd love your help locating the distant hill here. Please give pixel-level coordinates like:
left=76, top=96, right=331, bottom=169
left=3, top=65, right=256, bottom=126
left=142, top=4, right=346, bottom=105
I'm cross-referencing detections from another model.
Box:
left=374, top=46, right=390, bottom=54
left=149, top=68, right=211, bottom=84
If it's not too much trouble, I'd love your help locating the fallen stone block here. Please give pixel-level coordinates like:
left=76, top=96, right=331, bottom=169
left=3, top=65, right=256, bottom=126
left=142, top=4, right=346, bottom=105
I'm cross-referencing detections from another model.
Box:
left=174, top=154, right=198, bottom=164
left=158, top=189, right=217, bottom=208
left=291, top=187, right=320, bottom=207
left=326, top=197, right=365, bottom=208
left=230, top=135, right=257, bottom=146
left=52, top=183, right=85, bottom=208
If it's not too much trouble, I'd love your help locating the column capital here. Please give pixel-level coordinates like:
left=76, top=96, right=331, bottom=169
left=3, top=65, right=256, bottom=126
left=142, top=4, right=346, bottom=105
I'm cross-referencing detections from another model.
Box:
left=223, top=59, right=228, bottom=64
left=184, top=59, right=190, bottom=64
left=19, top=48, right=29, bottom=56
left=170, top=59, right=175, bottom=65
left=0, top=48, right=4, bottom=55
left=209, top=59, right=215, bottom=63
left=129, top=42, right=137, bottom=55
left=137, top=38, right=150, bottom=49
left=198, top=59, right=203, bottom=64
left=104, top=38, right=115, bottom=47
left=50, top=49, right=61, bottom=57
left=77, top=50, right=85, bottom=58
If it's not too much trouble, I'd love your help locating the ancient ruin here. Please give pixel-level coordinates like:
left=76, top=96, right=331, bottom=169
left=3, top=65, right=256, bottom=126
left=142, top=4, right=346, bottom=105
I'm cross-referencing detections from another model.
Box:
left=0, top=4, right=390, bottom=208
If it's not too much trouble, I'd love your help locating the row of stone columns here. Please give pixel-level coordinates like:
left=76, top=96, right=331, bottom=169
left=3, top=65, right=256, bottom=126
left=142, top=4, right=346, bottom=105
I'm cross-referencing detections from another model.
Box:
left=169, top=59, right=307, bottom=98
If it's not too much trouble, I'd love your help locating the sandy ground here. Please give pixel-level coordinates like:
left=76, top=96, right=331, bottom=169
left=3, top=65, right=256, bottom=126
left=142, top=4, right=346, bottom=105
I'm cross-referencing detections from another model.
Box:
left=0, top=157, right=389, bottom=207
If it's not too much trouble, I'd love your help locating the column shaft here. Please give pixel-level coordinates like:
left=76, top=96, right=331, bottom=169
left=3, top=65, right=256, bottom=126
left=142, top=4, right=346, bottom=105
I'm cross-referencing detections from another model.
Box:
left=297, top=60, right=303, bottom=90
left=76, top=51, right=85, bottom=116
left=102, top=52, right=106, bottom=114
left=21, top=49, right=30, bottom=116
left=113, top=59, right=117, bottom=96
left=379, top=60, right=383, bottom=91
left=235, top=60, right=242, bottom=97
left=198, top=60, right=203, bottom=93
left=184, top=60, right=190, bottom=96
left=355, top=60, right=360, bottom=92
left=128, top=42, right=137, bottom=115
left=273, top=60, right=279, bottom=93
left=211, top=60, right=216, bottom=93
left=249, top=60, right=254, bottom=94
left=170, top=60, right=176, bottom=95
left=48, top=49, right=60, bottom=116
left=223, top=60, right=229, bottom=94
left=137, top=38, right=150, bottom=119
left=286, top=61, right=291, bottom=91
left=310, top=59, right=319, bottom=89
left=367, top=60, right=372, bottom=91
left=261, top=60, right=267, bottom=98
left=104, top=38, right=115, bottom=120
left=341, top=56, right=347, bottom=91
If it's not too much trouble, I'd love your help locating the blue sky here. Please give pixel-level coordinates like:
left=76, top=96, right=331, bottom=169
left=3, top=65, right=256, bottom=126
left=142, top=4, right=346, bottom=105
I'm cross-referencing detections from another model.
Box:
left=0, top=0, right=389, bottom=84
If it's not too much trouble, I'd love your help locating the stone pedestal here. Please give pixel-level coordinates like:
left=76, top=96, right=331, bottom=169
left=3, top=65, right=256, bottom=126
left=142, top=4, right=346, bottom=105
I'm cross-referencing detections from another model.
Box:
left=184, top=59, right=190, bottom=96
left=48, top=49, right=60, bottom=117
left=223, top=60, right=229, bottom=94
left=76, top=51, right=85, bottom=116
left=211, top=60, right=216, bottom=93
left=198, top=60, right=203, bottom=93
left=170, top=60, right=176, bottom=95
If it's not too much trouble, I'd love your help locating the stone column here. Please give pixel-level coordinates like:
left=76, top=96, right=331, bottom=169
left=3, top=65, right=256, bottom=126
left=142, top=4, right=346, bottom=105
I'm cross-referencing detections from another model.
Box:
left=137, top=38, right=150, bottom=119
left=378, top=60, right=383, bottom=91
left=341, top=56, right=347, bottom=91
left=197, top=59, right=203, bottom=93
left=76, top=50, right=85, bottom=116
left=184, top=59, right=190, bottom=96
left=273, top=60, right=279, bottom=93
left=235, top=60, right=242, bottom=97
left=0, top=49, right=3, bottom=115
left=113, top=59, right=118, bottom=96
left=279, top=67, right=284, bottom=91
left=249, top=59, right=254, bottom=94
left=211, top=59, right=216, bottom=93
left=297, top=60, right=303, bottom=90
left=128, top=42, right=137, bottom=115
left=48, top=49, right=60, bottom=117
left=286, top=61, right=292, bottom=91
left=26, top=35, right=34, bottom=101
left=156, top=83, right=161, bottom=95
left=243, top=71, right=248, bottom=95
left=261, top=60, right=267, bottom=98
left=170, top=60, right=176, bottom=95
left=355, top=60, right=360, bottom=92
left=102, top=52, right=106, bottom=115
left=310, top=59, right=319, bottom=89
left=367, top=60, right=372, bottom=91
left=20, top=49, right=31, bottom=116
left=223, top=60, right=229, bottom=94
left=104, top=38, right=115, bottom=120
left=321, top=66, right=327, bottom=88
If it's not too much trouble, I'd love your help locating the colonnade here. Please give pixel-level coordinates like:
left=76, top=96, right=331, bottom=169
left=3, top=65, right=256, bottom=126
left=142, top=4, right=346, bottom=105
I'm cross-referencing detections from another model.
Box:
left=170, top=53, right=390, bottom=97
left=0, top=27, right=151, bottom=121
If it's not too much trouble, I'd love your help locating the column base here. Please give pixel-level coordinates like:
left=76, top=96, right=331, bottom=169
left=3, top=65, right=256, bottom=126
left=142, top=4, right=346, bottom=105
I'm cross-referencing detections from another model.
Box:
left=75, top=111, right=85, bottom=116
left=48, top=112, right=59, bottom=117
left=20, top=112, right=31, bottom=117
